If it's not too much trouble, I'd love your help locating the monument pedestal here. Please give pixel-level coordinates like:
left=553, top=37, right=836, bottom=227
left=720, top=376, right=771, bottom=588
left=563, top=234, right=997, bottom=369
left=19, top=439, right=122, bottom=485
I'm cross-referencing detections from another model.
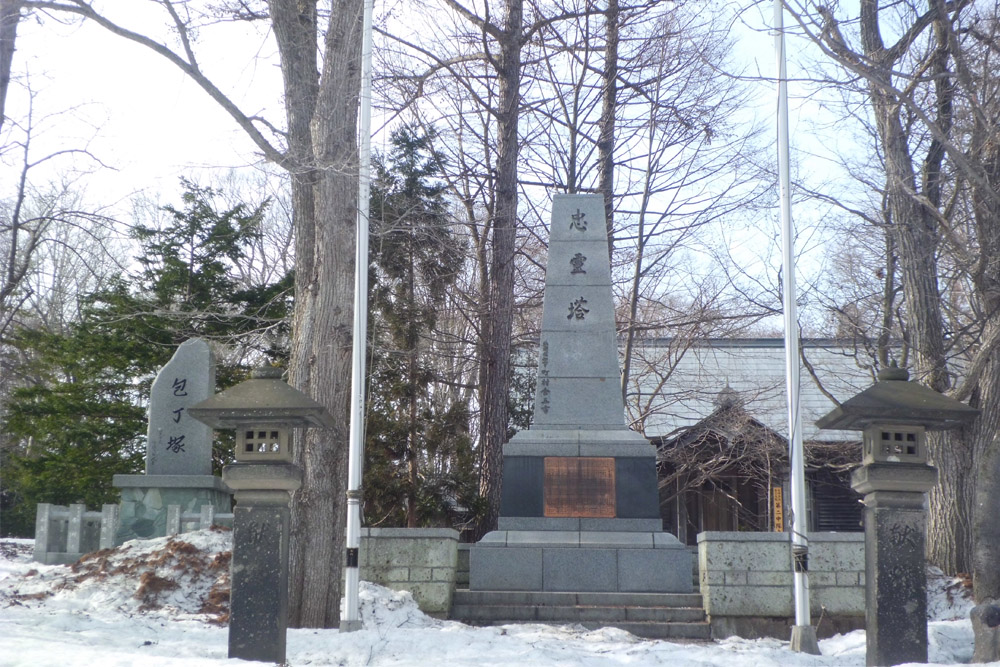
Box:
left=471, top=530, right=691, bottom=593
left=472, top=428, right=691, bottom=593
left=113, top=474, right=231, bottom=544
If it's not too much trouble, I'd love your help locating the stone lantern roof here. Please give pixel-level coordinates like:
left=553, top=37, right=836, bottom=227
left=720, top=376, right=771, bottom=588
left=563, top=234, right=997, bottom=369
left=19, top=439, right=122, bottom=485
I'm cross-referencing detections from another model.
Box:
left=188, top=365, right=335, bottom=430
left=815, top=364, right=978, bottom=432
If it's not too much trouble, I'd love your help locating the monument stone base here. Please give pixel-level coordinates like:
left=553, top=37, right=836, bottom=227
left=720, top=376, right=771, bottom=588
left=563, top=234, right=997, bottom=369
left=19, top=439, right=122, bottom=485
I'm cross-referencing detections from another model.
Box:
left=471, top=527, right=692, bottom=593
left=113, top=474, right=231, bottom=545
left=470, top=428, right=692, bottom=593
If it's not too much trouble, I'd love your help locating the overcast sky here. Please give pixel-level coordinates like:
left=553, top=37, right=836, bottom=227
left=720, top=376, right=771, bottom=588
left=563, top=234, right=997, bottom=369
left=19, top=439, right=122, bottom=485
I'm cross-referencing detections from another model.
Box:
left=5, top=7, right=284, bottom=209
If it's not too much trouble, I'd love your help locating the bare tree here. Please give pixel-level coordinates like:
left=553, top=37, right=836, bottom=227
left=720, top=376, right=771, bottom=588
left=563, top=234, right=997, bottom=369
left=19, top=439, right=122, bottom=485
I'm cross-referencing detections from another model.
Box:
left=780, top=0, right=1000, bottom=609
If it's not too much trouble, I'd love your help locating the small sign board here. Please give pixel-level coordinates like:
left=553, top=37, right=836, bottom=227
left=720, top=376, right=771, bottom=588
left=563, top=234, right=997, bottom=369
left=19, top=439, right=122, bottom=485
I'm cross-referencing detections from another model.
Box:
left=772, top=486, right=784, bottom=532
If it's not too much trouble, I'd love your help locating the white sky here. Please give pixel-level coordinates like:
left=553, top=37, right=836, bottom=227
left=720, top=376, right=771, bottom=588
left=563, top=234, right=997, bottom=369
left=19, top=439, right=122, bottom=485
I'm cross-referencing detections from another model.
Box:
left=4, top=2, right=824, bottom=206
left=5, top=6, right=283, bottom=207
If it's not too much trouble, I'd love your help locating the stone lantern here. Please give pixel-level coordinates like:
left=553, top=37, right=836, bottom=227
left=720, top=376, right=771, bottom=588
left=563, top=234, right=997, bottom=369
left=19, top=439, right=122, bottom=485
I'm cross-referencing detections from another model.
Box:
left=189, top=366, right=333, bottom=664
left=816, top=363, right=977, bottom=667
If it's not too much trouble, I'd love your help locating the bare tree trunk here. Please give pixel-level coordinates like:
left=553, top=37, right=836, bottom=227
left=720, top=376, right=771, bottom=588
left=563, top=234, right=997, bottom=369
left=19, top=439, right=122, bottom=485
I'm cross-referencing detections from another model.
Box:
left=597, top=0, right=618, bottom=259
left=858, top=1, right=966, bottom=571
left=280, top=0, right=363, bottom=628
left=476, top=0, right=523, bottom=537
left=0, top=0, right=20, bottom=133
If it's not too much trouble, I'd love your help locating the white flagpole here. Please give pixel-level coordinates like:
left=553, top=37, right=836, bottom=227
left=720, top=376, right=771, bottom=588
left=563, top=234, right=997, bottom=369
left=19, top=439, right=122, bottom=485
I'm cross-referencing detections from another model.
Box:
left=341, top=0, right=375, bottom=633
left=774, top=0, right=819, bottom=654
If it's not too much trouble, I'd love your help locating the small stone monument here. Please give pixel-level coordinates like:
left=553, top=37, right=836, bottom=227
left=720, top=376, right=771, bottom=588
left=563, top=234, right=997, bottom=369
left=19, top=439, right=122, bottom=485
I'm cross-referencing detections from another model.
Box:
left=113, top=339, right=231, bottom=543
left=470, top=194, right=691, bottom=593
left=817, top=364, right=978, bottom=667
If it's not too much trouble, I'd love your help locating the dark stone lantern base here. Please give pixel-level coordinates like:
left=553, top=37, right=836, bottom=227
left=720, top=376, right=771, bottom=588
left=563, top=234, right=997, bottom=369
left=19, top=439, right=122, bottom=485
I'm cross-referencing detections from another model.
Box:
left=852, top=463, right=937, bottom=667
left=223, top=463, right=303, bottom=664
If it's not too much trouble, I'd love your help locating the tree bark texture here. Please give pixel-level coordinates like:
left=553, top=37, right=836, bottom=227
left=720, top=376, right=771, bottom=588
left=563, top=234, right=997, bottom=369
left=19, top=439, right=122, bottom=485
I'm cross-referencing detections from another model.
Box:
left=476, top=0, right=523, bottom=537
left=857, top=0, right=972, bottom=573
left=271, top=0, right=363, bottom=628
left=0, top=0, right=20, bottom=133
left=598, top=0, right=618, bottom=260
left=967, top=64, right=1000, bottom=600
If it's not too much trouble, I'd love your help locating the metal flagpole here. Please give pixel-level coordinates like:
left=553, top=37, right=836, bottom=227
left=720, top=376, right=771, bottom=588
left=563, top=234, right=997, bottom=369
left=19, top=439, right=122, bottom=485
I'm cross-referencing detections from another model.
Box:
left=341, top=0, right=375, bottom=633
left=774, top=0, right=819, bottom=654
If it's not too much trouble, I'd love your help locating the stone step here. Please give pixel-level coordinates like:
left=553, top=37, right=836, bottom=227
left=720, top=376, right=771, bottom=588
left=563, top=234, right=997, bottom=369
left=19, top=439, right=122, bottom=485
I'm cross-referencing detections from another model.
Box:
left=463, top=619, right=713, bottom=641
left=451, top=602, right=706, bottom=624
left=450, top=589, right=710, bottom=641
left=453, top=590, right=702, bottom=607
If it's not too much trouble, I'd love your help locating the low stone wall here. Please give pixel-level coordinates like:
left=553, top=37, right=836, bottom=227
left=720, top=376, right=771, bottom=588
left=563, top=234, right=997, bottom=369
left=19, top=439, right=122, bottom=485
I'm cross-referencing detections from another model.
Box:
left=359, top=528, right=460, bottom=618
left=34, top=504, right=118, bottom=565
left=698, top=531, right=865, bottom=639
left=33, top=502, right=234, bottom=565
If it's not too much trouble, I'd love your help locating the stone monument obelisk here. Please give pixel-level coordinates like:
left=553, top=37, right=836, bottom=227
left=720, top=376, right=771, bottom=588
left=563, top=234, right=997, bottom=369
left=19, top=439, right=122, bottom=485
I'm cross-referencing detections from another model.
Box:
left=470, top=194, right=691, bottom=593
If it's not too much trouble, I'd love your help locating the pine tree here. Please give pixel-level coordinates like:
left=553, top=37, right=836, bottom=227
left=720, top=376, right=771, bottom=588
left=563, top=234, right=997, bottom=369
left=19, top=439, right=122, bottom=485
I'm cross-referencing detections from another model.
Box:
left=1, top=180, right=291, bottom=537
left=363, top=126, right=477, bottom=528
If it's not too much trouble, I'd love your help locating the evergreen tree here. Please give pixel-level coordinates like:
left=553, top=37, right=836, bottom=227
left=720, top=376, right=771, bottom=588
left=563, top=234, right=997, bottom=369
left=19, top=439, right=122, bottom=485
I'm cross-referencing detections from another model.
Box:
left=363, top=126, right=477, bottom=528
left=1, top=180, right=291, bottom=536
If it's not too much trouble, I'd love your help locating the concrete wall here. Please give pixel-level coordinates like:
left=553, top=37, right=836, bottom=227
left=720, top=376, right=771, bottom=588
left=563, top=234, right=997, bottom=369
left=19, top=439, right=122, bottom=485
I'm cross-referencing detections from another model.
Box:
left=698, top=531, right=864, bottom=639
left=359, top=528, right=460, bottom=618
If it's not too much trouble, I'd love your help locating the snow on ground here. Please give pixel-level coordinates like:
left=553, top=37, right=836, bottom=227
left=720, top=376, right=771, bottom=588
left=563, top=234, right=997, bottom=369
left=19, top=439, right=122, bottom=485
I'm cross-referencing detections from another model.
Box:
left=0, top=531, right=992, bottom=667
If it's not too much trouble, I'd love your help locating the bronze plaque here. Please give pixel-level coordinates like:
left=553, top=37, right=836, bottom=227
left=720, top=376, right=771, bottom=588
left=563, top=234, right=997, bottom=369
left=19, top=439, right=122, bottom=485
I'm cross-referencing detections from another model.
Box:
left=543, top=457, right=616, bottom=518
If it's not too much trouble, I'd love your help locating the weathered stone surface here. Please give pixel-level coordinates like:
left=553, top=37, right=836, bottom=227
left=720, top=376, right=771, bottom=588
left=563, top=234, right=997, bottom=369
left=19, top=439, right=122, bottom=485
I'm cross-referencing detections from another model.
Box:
left=471, top=546, right=543, bottom=591
left=470, top=540, right=692, bottom=593
left=697, top=532, right=865, bottom=625
left=356, top=528, right=459, bottom=616
left=145, top=339, right=216, bottom=476
left=229, top=502, right=290, bottom=663
left=112, top=475, right=230, bottom=545
left=972, top=602, right=1000, bottom=663
left=532, top=194, right=623, bottom=429
left=865, top=502, right=929, bottom=666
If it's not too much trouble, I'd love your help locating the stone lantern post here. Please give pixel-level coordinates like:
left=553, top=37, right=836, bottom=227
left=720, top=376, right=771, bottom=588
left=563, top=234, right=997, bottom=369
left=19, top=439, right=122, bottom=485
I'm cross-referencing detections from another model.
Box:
left=816, top=364, right=977, bottom=667
left=189, top=366, right=333, bottom=664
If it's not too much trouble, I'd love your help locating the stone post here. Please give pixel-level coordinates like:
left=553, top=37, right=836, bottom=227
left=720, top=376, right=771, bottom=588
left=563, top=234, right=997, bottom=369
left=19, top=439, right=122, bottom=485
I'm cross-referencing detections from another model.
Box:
left=188, top=364, right=333, bottom=662
left=100, top=505, right=119, bottom=550
left=33, top=504, right=55, bottom=563
left=852, top=463, right=937, bottom=666
left=66, top=504, right=85, bottom=555
left=222, top=463, right=302, bottom=664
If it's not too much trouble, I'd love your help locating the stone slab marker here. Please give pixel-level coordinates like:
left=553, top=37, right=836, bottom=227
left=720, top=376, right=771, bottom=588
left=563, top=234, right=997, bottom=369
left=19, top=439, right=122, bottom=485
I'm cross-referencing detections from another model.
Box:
left=470, top=194, right=691, bottom=593
left=145, top=338, right=216, bottom=476
left=113, top=338, right=230, bottom=544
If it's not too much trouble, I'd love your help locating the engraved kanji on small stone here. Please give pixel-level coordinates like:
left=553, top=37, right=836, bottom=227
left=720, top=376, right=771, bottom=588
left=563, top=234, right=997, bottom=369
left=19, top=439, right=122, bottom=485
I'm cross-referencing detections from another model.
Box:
left=166, top=434, right=186, bottom=453
left=567, top=297, right=589, bottom=320
left=569, top=208, right=587, bottom=231
left=570, top=253, right=587, bottom=274
left=172, top=377, right=188, bottom=397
